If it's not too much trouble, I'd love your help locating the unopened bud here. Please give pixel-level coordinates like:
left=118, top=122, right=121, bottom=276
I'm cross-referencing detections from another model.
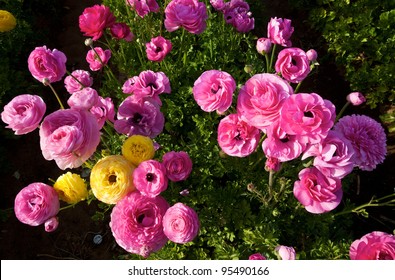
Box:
left=247, top=183, right=256, bottom=192
left=85, top=38, right=93, bottom=47
left=42, top=77, right=50, bottom=86
left=244, top=65, right=253, bottom=74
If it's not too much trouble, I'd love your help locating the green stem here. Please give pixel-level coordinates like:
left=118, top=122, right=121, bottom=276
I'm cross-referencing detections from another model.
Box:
left=269, top=44, right=277, bottom=73
left=66, top=70, right=85, bottom=88
left=59, top=202, right=79, bottom=211
left=294, top=81, right=303, bottom=93
left=46, top=82, right=65, bottom=109
left=265, top=53, right=270, bottom=72
left=335, top=102, right=350, bottom=123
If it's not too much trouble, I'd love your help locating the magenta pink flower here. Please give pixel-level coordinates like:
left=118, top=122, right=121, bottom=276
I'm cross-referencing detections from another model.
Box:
left=350, top=231, right=395, bottom=260
left=237, top=73, right=293, bottom=130
left=1, top=94, right=46, bottom=135
left=110, top=23, right=134, bottom=42
left=210, top=0, right=225, bottom=11
left=109, top=191, right=169, bottom=258
left=217, top=113, right=260, bottom=157
left=306, top=49, right=318, bottom=61
left=193, top=70, right=236, bottom=114
left=122, top=76, right=139, bottom=94
left=223, top=0, right=254, bottom=33
left=275, top=245, right=296, bottom=260
left=126, top=0, right=160, bottom=18
left=64, top=70, right=93, bottom=94
left=145, top=36, right=172, bottom=62
left=302, top=130, right=355, bottom=179
left=67, top=87, right=99, bottom=110
left=90, top=96, right=115, bottom=129
left=265, top=157, right=281, bottom=172
left=164, top=0, right=208, bottom=34
left=346, top=92, right=366, bottom=106
left=39, top=109, right=101, bottom=170
left=114, top=96, right=165, bottom=138
left=14, top=182, right=59, bottom=226
left=162, top=203, right=199, bottom=244
left=267, top=17, right=294, bottom=47
left=334, top=115, right=387, bottom=171
left=78, top=4, right=116, bottom=40
left=162, top=151, right=193, bottom=182
left=133, top=160, right=168, bottom=198
left=280, top=93, right=336, bottom=144
left=249, top=253, right=266, bottom=260
left=256, top=37, right=272, bottom=55
left=44, top=217, right=59, bottom=232
left=293, top=167, right=342, bottom=214
left=28, top=46, right=67, bottom=83
left=275, top=48, right=310, bottom=83
left=86, top=47, right=111, bottom=71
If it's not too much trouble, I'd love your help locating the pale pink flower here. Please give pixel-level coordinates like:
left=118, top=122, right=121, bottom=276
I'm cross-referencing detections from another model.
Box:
left=145, top=36, right=172, bottom=62
left=67, top=87, right=99, bottom=110
left=64, top=70, right=93, bottom=94
left=133, top=160, right=168, bottom=198
left=1, top=94, right=46, bottom=135
left=90, top=96, right=115, bottom=129
left=14, top=182, right=59, bottom=226
left=249, top=253, right=266, bottom=260
left=79, top=4, right=116, bottom=40
left=346, top=92, right=366, bottom=106
left=86, top=47, right=111, bottom=71
left=162, top=203, right=199, bottom=244
left=126, top=0, right=160, bottom=18
left=306, top=49, right=318, bottom=61
left=217, top=113, right=260, bottom=157
left=350, top=231, right=395, bottom=260
left=275, top=245, right=296, bottom=260
left=334, top=114, right=387, bottom=171
left=275, top=47, right=310, bottom=83
left=237, top=73, right=293, bottom=130
left=44, top=217, right=59, bottom=232
left=267, top=17, right=294, bottom=47
left=193, top=70, right=236, bottom=114
left=256, top=37, right=272, bottom=55
left=162, top=151, right=193, bottom=182
left=109, top=191, right=169, bottom=258
left=293, top=167, right=342, bottom=214
left=110, top=23, right=134, bottom=42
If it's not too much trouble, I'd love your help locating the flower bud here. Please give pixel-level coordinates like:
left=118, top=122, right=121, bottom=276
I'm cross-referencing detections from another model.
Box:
left=256, top=37, right=272, bottom=55
left=346, top=91, right=366, bottom=106
left=85, top=38, right=93, bottom=47
left=244, top=64, right=253, bottom=74
left=306, top=49, right=318, bottom=61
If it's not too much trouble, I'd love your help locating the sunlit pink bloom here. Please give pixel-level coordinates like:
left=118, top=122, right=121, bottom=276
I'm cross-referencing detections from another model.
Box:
left=145, top=36, right=172, bottom=62
left=1, top=94, right=46, bottom=135
left=350, top=231, right=395, bottom=260
left=223, top=0, right=254, bottom=33
left=249, top=253, right=266, bottom=260
left=133, top=160, right=168, bottom=198
left=126, top=0, right=160, bottom=18
left=90, top=96, right=115, bottom=129
left=164, top=0, right=208, bottom=34
left=39, top=109, right=101, bottom=170
left=346, top=92, right=366, bottom=106
left=293, top=167, right=342, bottom=214
left=280, top=93, right=336, bottom=144
left=110, top=191, right=169, bottom=258
left=64, top=70, right=93, bottom=94
left=162, top=151, right=193, bottom=182
left=163, top=203, right=199, bottom=244
left=265, top=157, right=281, bottom=172
left=86, top=47, right=111, bottom=71
left=217, top=113, right=260, bottom=157
left=122, top=76, right=139, bottom=94
left=334, top=114, right=387, bottom=171
left=110, top=23, right=134, bottom=42
left=14, top=182, right=59, bottom=226
left=210, top=0, right=225, bottom=11
left=275, top=47, right=310, bottom=83
left=256, top=37, right=272, bottom=55
left=193, top=70, right=236, bottom=114
left=44, top=216, right=59, bottom=232
left=267, top=17, right=294, bottom=47
left=275, top=245, right=296, bottom=260
left=67, top=87, right=99, bottom=110
left=237, top=73, right=293, bottom=130
left=28, top=46, right=67, bottom=83
left=78, top=4, right=116, bottom=40
left=306, top=49, right=318, bottom=61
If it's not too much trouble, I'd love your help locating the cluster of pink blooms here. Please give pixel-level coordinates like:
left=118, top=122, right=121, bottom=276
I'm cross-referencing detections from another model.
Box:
left=211, top=0, right=254, bottom=33
left=249, top=245, right=296, bottom=260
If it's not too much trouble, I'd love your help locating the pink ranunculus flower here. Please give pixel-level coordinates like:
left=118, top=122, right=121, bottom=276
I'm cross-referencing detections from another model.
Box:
left=280, top=93, right=336, bottom=144
left=133, top=160, right=168, bottom=198
left=110, top=22, right=134, bottom=42
left=145, top=36, right=172, bottom=62
left=44, top=216, right=59, bottom=232
left=14, top=182, right=60, bottom=226
left=346, top=92, right=366, bottom=106
left=210, top=0, right=225, bottom=11
left=302, top=130, right=355, bottom=179
left=193, top=70, right=236, bottom=114
left=265, top=157, right=281, bottom=172
left=249, top=253, right=266, bottom=260
left=64, top=70, right=93, bottom=94
left=28, top=46, right=67, bottom=83
left=122, top=76, right=140, bottom=94
left=350, top=231, right=395, bottom=260
left=39, top=109, right=101, bottom=170
left=162, top=151, right=193, bottom=182
left=162, top=203, right=200, bottom=244
left=109, top=191, right=169, bottom=258
left=275, top=47, right=310, bottom=83
left=293, top=167, right=342, bottom=214
left=306, top=49, right=318, bottom=62
left=267, top=17, right=294, bottom=47
left=67, top=87, right=99, bottom=110
left=334, top=115, right=387, bottom=171
left=1, top=94, right=46, bottom=135
left=217, top=113, right=260, bottom=157
left=237, top=73, right=293, bottom=130
left=86, top=47, right=111, bottom=71
left=164, top=0, right=208, bottom=35
left=256, top=37, right=272, bottom=55
left=78, top=4, right=116, bottom=40
left=275, top=245, right=296, bottom=260
left=126, top=0, right=160, bottom=18
left=223, top=0, right=254, bottom=33
left=90, top=96, right=115, bottom=129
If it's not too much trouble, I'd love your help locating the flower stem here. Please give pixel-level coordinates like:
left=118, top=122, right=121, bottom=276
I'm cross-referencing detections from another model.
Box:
left=294, top=81, right=303, bottom=93
left=335, top=102, right=350, bottom=123
left=66, top=70, right=85, bottom=88
left=59, top=202, right=79, bottom=212
left=45, top=81, right=65, bottom=109
left=269, top=44, right=277, bottom=73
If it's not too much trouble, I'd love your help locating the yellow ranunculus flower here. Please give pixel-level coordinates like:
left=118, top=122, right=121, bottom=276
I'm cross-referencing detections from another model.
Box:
left=90, top=155, right=136, bottom=204
left=122, top=135, right=155, bottom=166
left=0, top=10, right=17, bottom=32
left=54, top=172, right=88, bottom=204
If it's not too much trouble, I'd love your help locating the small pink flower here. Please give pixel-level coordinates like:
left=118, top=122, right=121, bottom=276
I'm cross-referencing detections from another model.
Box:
left=223, top=0, right=254, bottom=33
left=306, top=49, right=318, bottom=61
left=67, top=87, right=99, bottom=110
left=90, top=96, right=115, bottom=129
left=275, top=47, right=310, bottom=83
left=267, top=17, right=294, bottom=47
left=14, top=182, right=59, bottom=226
left=249, top=253, right=266, bottom=260
left=64, top=70, right=93, bottom=94
left=79, top=4, right=116, bottom=40
left=162, top=151, right=193, bottom=182
left=1, top=94, right=46, bottom=135
left=210, top=0, right=225, bottom=11
left=86, top=47, right=111, bottom=71
left=133, top=160, right=168, bottom=197
left=275, top=245, right=296, bottom=260
left=346, top=92, right=366, bottom=106
left=217, top=113, right=260, bottom=157
left=193, top=70, right=236, bottom=114
left=162, top=203, right=200, bottom=244
left=126, top=0, right=160, bottom=18
left=350, top=231, right=395, bottom=260
left=256, top=37, right=272, bottom=55
left=44, top=217, right=59, bottom=232
left=110, top=23, right=134, bottom=42
left=145, top=36, right=172, bottom=62
left=265, top=157, right=281, bottom=172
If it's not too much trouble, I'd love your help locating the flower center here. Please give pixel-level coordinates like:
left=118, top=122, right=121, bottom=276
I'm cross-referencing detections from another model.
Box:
left=131, top=113, right=143, bottom=123
left=146, top=173, right=155, bottom=182
left=304, top=111, right=314, bottom=118
left=280, top=136, right=289, bottom=143
left=155, top=46, right=162, bottom=53
left=137, top=214, right=145, bottom=224
left=108, top=174, right=117, bottom=184
left=211, top=84, right=221, bottom=94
